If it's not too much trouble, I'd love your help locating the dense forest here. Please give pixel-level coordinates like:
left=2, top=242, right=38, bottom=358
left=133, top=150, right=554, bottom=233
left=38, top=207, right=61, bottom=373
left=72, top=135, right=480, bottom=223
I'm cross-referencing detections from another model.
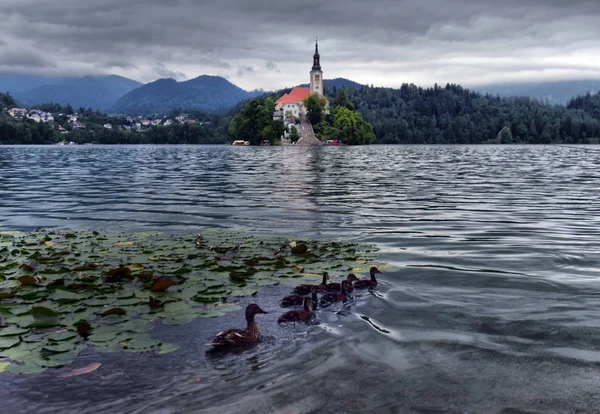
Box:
left=339, top=83, right=600, bottom=144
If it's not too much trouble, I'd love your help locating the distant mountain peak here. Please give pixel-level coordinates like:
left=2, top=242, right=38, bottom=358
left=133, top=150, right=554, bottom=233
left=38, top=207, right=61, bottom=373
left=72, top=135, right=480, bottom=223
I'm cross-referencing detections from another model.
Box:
left=0, top=73, right=142, bottom=110
left=109, top=74, right=260, bottom=115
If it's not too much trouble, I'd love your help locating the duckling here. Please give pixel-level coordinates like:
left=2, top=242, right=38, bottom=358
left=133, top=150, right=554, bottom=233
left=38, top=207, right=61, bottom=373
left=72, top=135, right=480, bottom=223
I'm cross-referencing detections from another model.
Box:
left=278, top=297, right=315, bottom=323
left=353, top=266, right=382, bottom=290
left=292, top=271, right=329, bottom=295
left=319, top=280, right=352, bottom=307
left=281, top=285, right=323, bottom=307
left=323, top=274, right=360, bottom=293
left=208, top=303, right=267, bottom=348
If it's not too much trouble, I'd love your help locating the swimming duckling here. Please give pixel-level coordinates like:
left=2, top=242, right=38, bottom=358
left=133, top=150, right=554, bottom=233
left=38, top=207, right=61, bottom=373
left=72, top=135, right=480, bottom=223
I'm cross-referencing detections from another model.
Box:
left=281, top=285, right=323, bottom=307
left=323, top=274, right=360, bottom=293
left=319, top=280, right=352, bottom=307
left=208, top=303, right=267, bottom=348
left=292, top=272, right=329, bottom=295
left=278, top=297, right=315, bottom=323
left=353, top=266, right=382, bottom=290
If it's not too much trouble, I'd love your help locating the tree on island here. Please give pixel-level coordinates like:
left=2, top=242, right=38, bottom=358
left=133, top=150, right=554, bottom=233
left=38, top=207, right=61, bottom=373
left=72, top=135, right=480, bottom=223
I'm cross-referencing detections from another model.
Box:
left=229, top=96, right=284, bottom=145
left=311, top=89, right=376, bottom=145
left=303, top=93, right=327, bottom=125
left=288, top=125, right=300, bottom=143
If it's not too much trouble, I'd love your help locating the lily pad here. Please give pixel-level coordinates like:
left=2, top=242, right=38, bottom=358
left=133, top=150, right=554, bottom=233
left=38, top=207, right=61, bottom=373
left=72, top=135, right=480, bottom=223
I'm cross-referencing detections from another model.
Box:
left=150, top=277, right=178, bottom=292
left=30, top=306, right=61, bottom=327
left=0, top=361, right=9, bottom=373
left=0, top=337, right=20, bottom=350
left=0, top=326, right=29, bottom=337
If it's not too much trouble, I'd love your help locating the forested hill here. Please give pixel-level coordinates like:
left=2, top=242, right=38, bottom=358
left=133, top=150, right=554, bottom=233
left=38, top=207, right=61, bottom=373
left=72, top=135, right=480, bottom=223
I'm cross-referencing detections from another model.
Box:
left=340, top=83, right=600, bottom=144
left=567, top=92, right=600, bottom=119
left=0, top=92, right=18, bottom=108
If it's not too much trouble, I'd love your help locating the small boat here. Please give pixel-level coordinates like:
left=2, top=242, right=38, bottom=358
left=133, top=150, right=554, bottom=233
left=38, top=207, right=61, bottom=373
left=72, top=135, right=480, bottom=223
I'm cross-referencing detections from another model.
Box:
left=260, top=140, right=271, bottom=146
left=232, top=140, right=251, bottom=146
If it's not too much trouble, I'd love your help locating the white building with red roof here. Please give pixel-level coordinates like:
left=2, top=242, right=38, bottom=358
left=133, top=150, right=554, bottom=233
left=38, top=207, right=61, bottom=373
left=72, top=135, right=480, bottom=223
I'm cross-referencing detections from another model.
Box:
left=274, top=40, right=329, bottom=121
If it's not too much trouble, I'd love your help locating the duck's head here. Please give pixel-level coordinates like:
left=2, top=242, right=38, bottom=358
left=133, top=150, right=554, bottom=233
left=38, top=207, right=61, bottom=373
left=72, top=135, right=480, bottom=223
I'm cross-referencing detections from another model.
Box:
left=321, top=271, right=330, bottom=283
left=370, top=266, right=382, bottom=276
left=346, top=273, right=359, bottom=283
left=303, top=297, right=315, bottom=311
left=246, top=303, right=268, bottom=318
left=341, top=280, right=352, bottom=293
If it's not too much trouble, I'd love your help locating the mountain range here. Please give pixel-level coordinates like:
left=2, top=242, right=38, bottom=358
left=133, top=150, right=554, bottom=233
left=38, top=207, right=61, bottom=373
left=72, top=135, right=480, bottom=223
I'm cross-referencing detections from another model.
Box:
left=0, top=74, right=142, bottom=110
left=2, top=71, right=600, bottom=114
left=108, top=75, right=262, bottom=115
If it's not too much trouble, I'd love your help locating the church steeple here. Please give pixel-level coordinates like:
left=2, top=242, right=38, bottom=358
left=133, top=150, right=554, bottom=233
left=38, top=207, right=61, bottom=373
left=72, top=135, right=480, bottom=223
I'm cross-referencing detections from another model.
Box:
left=310, top=38, right=323, bottom=96
left=312, top=38, right=321, bottom=70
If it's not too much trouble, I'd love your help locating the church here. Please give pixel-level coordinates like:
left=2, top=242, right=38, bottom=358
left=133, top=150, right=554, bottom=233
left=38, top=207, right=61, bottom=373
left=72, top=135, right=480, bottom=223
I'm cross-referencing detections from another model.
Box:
left=273, top=40, right=329, bottom=121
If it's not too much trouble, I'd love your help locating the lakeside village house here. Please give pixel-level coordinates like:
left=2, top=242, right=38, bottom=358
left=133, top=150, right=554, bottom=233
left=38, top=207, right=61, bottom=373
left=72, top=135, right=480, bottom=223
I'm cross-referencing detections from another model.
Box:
left=273, top=40, right=329, bottom=137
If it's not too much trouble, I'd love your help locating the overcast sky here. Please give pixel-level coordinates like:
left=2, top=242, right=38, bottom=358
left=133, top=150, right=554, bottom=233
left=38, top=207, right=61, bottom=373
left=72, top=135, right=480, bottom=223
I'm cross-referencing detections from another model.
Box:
left=1, top=0, right=600, bottom=90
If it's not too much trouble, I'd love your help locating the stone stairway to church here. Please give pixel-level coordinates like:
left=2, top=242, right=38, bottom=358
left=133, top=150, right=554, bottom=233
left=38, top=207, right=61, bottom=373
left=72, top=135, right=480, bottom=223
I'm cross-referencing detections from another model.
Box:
left=296, top=114, right=322, bottom=146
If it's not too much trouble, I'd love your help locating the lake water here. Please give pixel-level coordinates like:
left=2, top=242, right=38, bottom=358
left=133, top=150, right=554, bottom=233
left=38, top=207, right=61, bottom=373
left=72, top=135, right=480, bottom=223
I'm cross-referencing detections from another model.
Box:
left=2, top=144, right=600, bottom=413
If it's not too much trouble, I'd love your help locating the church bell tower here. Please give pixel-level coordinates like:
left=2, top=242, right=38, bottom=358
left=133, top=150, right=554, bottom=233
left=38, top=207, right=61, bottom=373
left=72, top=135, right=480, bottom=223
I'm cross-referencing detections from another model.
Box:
left=310, top=38, right=323, bottom=97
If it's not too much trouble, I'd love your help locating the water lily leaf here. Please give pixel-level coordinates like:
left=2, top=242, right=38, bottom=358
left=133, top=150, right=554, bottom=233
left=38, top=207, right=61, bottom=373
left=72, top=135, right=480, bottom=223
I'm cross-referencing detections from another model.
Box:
left=0, top=361, right=9, bottom=373
left=230, top=287, right=258, bottom=297
left=41, top=342, right=73, bottom=355
left=6, top=363, right=45, bottom=375
left=158, top=343, right=179, bottom=355
left=18, top=264, right=35, bottom=272
left=150, top=277, right=178, bottom=292
left=59, top=362, right=101, bottom=378
left=102, top=266, right=132, bottom=283
left=121, top=333, right=161, bottom=352
left=0, top=337, right=20, bottom=350
left=101, top=308, right=126, bottom=317
left=52, top=290, right=86, bottom=303
left=48, top=330, right=78, bottom=342
left=117, top=319, right=151, bottom=333
left=114, top=298, right=143, bottom=307
left=0, top=326, right=29, bottom=337
left=0, top=288, right=18, bottom=300
left=30, top=306, right=61, bottom=327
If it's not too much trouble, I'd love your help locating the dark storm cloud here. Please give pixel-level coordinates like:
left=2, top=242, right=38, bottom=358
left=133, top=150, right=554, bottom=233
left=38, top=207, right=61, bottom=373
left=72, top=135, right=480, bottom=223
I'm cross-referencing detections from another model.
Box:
left=1, top=0, right=600, bottom=87
left=0, top=48, right=56, bottom=69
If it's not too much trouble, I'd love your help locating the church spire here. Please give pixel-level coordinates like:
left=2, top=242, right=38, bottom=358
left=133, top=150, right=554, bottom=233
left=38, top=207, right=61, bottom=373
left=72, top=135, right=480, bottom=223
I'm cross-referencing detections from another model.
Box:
left=312, top=37, right=321, bottom=71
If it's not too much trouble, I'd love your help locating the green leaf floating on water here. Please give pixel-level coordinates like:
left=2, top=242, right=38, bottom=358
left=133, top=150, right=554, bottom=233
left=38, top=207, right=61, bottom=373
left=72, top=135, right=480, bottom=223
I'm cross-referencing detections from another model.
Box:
left=0, top=228, right=381, bottom=374
left=30, top=306, right=61, bottom=328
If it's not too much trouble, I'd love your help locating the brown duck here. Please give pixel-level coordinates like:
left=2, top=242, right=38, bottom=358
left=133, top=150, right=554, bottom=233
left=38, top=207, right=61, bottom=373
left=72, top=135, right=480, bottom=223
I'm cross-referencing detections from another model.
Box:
left=208, top=304, right=267, bottom=348
left=353, top=266, right=382, bottom=290
left=292, top=272, right=329, bottom=295
left=278, top=297, right=315, bottom=323
left=281, top=285, right=323, bottom=307
left=323, top=274, right=360, bottom=293
left=319, top=280, right=352, bottom=307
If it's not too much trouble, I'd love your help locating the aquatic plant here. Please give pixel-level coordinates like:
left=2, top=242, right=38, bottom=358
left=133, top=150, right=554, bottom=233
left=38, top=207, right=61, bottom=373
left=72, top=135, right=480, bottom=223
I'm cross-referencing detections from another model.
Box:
left=0, top=228, right=379, bottom=374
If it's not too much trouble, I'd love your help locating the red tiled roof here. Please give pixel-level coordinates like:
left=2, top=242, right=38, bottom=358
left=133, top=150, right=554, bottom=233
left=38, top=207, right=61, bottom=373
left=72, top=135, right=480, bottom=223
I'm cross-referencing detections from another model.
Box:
left=276, top=87, right=311, bottom=105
